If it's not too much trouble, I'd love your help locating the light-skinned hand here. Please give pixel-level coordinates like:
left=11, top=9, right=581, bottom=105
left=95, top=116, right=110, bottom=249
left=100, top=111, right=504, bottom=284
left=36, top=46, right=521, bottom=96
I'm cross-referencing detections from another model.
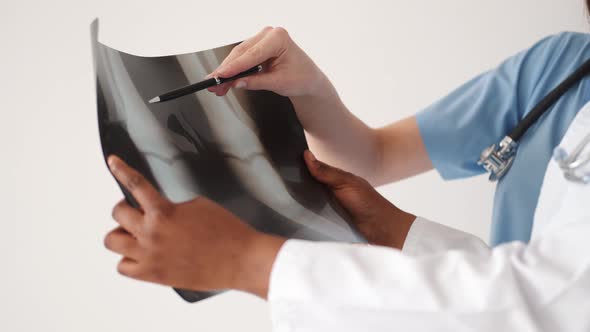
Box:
left=208, top=26, right=330, bottom=98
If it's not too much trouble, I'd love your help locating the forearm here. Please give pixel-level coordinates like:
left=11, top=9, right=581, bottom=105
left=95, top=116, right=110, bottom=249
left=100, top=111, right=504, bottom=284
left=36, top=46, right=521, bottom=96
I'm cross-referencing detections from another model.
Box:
left=233, top=216, right=470, bottom=299
left=235, top=215, right=490, bottom=299
left=234, top=233, right=287, bottom=299
left=373, top=116, right=433, bottom=185
left=356, top=208, right=416, bottom=250
left=290, top=81, right=380, bottom=183
left=291, top=80, right=432, bottom=186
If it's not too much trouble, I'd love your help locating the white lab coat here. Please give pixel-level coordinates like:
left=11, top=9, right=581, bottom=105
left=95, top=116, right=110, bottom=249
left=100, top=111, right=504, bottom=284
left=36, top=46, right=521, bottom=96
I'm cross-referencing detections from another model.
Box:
left=267, top=103, right=590, bottom=332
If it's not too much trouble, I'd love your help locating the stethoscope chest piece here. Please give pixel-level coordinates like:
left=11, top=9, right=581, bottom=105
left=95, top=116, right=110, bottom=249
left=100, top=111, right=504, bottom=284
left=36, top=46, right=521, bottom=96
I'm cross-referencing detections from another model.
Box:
left=478, top=56, right=590, bottom=182
left=478, top=136, right=518, bottom=182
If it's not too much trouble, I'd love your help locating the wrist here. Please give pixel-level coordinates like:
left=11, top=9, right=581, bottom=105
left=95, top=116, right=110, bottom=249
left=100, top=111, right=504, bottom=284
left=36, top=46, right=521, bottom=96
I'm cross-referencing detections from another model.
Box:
left=390, top=209, right=416, bottom=249
left=233, top=232, right=287, bottom=299
left=291, top=73, right=339, bottom=104
left=359, top=207, right=416, bottom=250
left=289, top=76, right=347, bottom=136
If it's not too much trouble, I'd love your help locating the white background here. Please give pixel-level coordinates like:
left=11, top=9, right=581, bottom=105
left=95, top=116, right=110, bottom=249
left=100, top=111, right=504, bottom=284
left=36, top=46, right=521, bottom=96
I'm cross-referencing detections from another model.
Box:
left=1, top=0, right=588, bottom=331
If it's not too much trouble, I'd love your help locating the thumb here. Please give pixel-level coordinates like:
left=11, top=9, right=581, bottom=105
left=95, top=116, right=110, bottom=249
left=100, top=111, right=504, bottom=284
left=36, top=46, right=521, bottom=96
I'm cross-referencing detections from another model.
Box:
left=304, top=150, right=354, bottom=189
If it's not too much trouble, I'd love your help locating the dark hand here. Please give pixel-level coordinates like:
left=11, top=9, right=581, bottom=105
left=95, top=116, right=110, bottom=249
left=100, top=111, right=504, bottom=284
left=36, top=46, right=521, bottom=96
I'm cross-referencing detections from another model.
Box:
left=104, top=155, right=285, bottom=298
left=304, top=150, right=416, bottom=249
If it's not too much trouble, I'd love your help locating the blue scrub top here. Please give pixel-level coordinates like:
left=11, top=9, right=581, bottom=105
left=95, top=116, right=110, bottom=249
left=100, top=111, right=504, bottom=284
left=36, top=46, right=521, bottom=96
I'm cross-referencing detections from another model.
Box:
left=416, top=32, right=590, bottom=246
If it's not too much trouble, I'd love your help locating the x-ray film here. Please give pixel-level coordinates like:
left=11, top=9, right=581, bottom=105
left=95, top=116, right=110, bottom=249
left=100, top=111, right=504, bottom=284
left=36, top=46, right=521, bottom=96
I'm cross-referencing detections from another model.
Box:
left=90, top=19, right=365, bottom=302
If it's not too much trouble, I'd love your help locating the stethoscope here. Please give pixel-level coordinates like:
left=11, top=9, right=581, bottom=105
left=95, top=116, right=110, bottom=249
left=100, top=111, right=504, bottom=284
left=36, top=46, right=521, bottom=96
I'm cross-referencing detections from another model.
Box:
left=478, top=57, right=590, bottom=184
left=553, top=132, right=590, bottom=184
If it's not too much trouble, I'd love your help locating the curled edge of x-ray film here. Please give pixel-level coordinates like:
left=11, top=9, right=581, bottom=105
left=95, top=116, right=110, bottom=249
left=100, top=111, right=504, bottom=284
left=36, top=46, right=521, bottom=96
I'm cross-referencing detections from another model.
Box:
left=90, top=19, right=365, bottom=303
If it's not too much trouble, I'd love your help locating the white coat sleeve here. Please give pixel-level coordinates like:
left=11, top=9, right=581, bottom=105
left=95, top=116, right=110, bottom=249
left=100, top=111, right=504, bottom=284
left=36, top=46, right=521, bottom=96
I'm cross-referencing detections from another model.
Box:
left=268, top=216, right=590, bottom=332
left=401, top=217, right=490, bottom=255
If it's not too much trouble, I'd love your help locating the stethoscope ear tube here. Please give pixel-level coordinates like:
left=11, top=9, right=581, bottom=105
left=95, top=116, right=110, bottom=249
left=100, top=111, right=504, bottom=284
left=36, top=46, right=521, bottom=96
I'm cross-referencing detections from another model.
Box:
left=510, top=58, right=590, bottom=142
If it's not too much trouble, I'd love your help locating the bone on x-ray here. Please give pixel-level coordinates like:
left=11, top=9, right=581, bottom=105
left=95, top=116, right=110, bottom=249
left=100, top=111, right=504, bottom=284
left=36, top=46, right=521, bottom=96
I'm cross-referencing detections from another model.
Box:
left=91, top=19, right=365, bottom=302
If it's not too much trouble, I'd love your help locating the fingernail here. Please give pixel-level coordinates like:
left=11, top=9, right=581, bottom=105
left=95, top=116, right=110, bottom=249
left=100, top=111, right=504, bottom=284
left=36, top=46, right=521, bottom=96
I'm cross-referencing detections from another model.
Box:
left=235, top=81, right=246, bottom=89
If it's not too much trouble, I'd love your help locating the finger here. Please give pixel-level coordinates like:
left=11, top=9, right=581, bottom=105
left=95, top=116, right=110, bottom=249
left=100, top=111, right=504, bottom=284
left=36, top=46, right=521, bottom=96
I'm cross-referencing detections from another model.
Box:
left=217, top=27, right=273, bottom=71
left=208, top=78, right=232, bottom=96
left=217, top=80, right=237, bottom=96
left=108, top=155, right=169, bottom=212
left=216, top=28, right=287, bottom=78
left=212, top=78, right=241, bottom=96
left=304, top=150, right=355, bottom=189
left=112, top=199, right=143, bottom=235
left=213, top=61, right=269, bottom=96
left=205, top=72, right=227, bottom=95
left=231, top=72, right=280, bottom=92
left=104, top=227, right=141, bottom=260
left=117, top=256, right=142, bottom=279
left=216, top=83, right=231, bottom=96
left=207, top=28, right=273, bottom=95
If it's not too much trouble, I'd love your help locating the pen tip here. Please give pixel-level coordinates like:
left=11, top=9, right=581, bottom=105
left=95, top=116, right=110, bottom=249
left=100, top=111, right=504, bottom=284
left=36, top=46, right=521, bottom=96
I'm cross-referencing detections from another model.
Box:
left=148, top=96, right=160, bottom=104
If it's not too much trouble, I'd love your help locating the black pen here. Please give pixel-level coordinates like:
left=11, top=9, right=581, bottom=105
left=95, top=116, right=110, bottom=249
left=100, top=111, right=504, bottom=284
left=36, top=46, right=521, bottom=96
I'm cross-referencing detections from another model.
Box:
left=148, top=64, right=263, bottom=104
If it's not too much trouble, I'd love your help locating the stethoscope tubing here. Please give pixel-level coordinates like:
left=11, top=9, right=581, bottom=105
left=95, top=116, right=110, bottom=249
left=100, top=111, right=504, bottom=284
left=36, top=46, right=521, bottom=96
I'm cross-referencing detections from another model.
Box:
left=554, top=132, right=590, bottom=183
left=481, top=56, right=590, bottom=183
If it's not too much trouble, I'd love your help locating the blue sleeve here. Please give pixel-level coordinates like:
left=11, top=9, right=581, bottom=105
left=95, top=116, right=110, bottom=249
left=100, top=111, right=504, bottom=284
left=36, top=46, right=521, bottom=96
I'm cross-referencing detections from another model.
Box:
left=415, top=32, right=585, bottom=180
